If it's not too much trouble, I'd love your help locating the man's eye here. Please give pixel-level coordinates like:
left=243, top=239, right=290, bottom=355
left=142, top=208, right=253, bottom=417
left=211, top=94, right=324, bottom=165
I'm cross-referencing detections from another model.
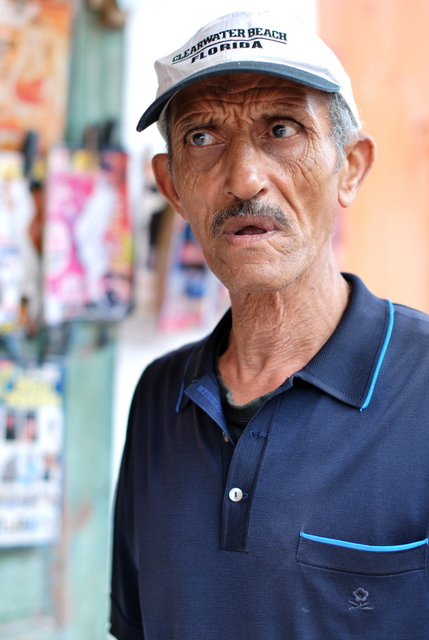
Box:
left=271, top=123, right=297, bottom=138
left=189, top=132, right=215, bottom=146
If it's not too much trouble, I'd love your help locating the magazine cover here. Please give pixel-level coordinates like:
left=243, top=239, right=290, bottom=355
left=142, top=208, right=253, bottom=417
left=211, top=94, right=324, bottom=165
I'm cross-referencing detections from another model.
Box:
left=0, top=0, right=72, bottom=151
left=0, top=151, right=40, bottom=331
left=43, top=147, right=133, bottom=324
left=0, top=359, right=65, bottom=547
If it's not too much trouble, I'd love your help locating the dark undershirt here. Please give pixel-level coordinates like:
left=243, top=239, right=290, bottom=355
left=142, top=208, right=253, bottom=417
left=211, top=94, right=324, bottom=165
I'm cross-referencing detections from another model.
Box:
left=215, top=337, right=274, bottom=443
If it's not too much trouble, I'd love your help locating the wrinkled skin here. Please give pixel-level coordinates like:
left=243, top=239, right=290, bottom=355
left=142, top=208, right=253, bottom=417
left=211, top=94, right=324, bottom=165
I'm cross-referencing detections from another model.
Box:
left=154, top=74, right=371, bottom=294
left=153, top=73, right=374, bottom=402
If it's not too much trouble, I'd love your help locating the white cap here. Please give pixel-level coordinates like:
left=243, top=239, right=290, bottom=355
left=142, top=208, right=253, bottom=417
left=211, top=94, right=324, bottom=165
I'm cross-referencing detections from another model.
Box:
left=136, top=10, right=360, bottom=133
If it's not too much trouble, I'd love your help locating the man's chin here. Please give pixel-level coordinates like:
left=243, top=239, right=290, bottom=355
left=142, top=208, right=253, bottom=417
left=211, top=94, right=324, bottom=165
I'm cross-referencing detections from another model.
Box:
left=219, top=275, right=294, bottom=297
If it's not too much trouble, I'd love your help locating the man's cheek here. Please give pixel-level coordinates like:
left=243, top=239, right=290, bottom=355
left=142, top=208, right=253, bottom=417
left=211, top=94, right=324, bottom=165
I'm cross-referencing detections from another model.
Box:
left=175, top=168, right=204, bottom=197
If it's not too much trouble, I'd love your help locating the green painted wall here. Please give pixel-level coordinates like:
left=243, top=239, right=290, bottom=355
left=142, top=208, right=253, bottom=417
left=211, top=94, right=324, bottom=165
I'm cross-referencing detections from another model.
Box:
left=0, top=326, right=116, bottom=639
left=0, top=0, right=125, bottom=636
left=66, top=0, right=125, bottom=147
left=62, top=326, right=116, bottom=639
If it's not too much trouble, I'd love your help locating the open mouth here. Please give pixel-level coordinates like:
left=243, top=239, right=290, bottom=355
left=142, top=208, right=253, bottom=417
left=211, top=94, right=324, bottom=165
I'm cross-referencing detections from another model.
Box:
left=234, top=225, right=269, bottom=236
left=222, top=215, right=277, bottom=237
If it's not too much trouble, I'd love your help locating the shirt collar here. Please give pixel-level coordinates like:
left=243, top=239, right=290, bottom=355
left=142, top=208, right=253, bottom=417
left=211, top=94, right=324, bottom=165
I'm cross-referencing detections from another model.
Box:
left=178, top=273, right=393, bottom=412
left=297, top=273, right=394, bottom=409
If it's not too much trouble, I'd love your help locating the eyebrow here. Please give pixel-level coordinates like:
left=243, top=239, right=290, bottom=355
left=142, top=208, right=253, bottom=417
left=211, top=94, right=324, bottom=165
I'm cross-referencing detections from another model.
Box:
left=170, top=84, right=320, bottom=138
left=173, top=105, right=311, bottom=134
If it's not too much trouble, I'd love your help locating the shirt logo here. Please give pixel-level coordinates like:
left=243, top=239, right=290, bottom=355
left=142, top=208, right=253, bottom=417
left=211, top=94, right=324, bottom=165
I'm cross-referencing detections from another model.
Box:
left=349, top=588, right=374, bottom=611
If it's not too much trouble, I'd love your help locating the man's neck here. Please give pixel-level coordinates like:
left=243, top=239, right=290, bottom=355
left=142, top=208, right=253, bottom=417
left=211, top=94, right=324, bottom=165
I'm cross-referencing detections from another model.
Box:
left=218, top=264, right=350, bottom=405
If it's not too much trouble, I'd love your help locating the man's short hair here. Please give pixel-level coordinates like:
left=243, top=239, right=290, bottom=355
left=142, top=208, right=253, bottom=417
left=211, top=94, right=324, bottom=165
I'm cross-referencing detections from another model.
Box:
left=324, top=91, right=360, bottom=171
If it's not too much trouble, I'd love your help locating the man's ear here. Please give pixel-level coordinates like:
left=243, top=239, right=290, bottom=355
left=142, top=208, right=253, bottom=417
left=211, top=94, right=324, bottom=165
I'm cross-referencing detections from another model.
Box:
left=152, top=153, right=188, bottom=220
left=338, top=134, right=375, bottom=208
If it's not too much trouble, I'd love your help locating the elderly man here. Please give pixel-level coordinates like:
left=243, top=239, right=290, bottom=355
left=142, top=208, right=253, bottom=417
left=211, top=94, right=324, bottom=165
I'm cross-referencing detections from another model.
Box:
left=110, top=10, right=429, bottom=640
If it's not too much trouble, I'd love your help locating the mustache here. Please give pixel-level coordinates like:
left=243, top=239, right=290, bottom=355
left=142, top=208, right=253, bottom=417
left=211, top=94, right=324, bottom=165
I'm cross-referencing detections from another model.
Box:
left=210, top=200, right=293, bottom=237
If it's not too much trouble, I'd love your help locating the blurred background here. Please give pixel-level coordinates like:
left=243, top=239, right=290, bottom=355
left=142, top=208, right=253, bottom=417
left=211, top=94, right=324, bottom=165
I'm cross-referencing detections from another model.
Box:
left=0, top=0, right=428, bottom=638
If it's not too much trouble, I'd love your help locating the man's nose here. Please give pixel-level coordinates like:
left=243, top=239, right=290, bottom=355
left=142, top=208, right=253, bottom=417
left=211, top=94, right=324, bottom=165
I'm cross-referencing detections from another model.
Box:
left=223, top=137, right=269, bottom=201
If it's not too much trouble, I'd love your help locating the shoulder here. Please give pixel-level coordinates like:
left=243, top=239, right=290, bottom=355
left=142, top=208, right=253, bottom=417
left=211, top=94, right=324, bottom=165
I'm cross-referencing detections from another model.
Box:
left=138, top=336, right=207, bottom=387
left=392, top=302, right=429, bottom=337
left=387, top=302, right=429, bottom=371
left=130, top=335, right=209, bottom=418
left=134, top=309, right=231, bottom=395
left=120, top=338, right=207, bottom=453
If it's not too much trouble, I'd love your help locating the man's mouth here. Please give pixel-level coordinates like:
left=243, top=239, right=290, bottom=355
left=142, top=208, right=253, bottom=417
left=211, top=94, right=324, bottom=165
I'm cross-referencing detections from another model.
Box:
left=222, top=215, right=277, bottom=237
left=210, top=200, right=293, bottom=238
left=234, top=225, right=269, bottom=235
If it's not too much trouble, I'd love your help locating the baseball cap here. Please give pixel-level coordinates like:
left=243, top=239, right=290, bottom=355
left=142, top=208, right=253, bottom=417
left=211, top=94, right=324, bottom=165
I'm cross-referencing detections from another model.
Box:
left=136, top=10, right=360, bottom=135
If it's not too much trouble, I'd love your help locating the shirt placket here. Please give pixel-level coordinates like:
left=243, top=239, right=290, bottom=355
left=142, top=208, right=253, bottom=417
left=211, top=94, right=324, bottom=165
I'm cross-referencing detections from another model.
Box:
left=185, top=376, right=290, bottom=552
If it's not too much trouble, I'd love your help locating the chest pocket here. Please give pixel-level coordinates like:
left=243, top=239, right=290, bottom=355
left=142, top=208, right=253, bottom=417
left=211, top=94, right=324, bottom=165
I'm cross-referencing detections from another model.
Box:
left=296, top=533, right=429, bottom=640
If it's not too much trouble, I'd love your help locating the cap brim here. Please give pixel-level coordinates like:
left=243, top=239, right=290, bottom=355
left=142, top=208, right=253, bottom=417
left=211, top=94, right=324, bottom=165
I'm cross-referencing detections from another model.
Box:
left=136, top=61, right=340, bottom=132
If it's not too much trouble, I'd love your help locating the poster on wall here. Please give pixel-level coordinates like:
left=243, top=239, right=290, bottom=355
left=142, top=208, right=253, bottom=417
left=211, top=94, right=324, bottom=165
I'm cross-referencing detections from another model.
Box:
left=0, top=359, right=65, bottom=547
left=43, top=146, right=133, bottom=325
left=0, top=150, right=40, bottom=331
left=0, top=0, right=72, bottom=151
left=158, top=215, right=229, bottom=333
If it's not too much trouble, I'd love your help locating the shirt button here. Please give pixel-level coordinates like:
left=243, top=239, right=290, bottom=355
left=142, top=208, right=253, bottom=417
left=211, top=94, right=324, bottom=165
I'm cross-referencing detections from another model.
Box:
left=229, top=488, right=243, bottom=502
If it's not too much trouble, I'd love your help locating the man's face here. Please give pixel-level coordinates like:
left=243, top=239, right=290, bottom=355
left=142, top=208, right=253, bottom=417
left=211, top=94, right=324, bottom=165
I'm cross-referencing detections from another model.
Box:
left=157, top=73, right=352, bottom=294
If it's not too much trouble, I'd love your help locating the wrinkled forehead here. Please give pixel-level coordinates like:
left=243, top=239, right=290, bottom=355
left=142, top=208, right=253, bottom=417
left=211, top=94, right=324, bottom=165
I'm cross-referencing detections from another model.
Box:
left=165, top=72, right=329, bottom=131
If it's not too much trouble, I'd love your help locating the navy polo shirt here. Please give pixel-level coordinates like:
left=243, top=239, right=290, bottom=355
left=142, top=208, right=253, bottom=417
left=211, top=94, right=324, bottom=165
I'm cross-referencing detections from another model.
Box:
left=110, top=274, right=429, bottom=640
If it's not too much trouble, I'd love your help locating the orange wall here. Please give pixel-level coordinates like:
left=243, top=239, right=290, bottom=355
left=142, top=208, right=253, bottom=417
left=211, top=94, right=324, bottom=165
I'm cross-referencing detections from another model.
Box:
left=319, top=0, right=429, bottom=311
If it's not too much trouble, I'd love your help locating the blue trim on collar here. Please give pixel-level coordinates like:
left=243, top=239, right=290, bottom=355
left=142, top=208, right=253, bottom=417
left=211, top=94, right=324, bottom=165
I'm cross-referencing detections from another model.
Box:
left=359, top=299, right=394, bottom=411
left=298, top=275, right=393, bottom=409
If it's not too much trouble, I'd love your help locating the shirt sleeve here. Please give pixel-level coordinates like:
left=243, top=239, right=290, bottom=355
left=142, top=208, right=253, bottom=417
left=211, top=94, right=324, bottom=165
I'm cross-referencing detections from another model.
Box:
left=110, top=395, right=145, bottom=640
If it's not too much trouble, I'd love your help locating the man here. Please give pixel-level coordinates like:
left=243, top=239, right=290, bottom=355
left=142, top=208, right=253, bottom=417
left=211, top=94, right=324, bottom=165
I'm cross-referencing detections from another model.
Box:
left=111, top=10, right=429, bottom=640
